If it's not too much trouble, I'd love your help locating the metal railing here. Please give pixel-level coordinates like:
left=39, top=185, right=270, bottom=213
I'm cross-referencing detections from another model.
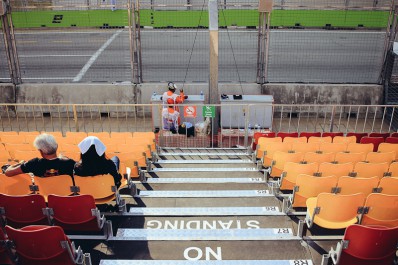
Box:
left=1, top=103, right=397, bottom=148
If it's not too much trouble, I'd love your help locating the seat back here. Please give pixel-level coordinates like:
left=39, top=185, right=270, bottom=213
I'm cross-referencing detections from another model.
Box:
left=283, top=136, right=307, bottom=143
left=346, top=132, right=368, bottom=143
left=322, top=132, right=344, bottom=139
left=332, top=135, right=357, bottom=144
left=385, top=136, right=398, bottom=143
left=48, top=194, right=101, bottom=231
left=365, top=151, right=396, bottom=164
left=33, top=175, right=74, bottom=201
left=5, top=225, right=76, bottom=265
left=291, top=142, right=320, bottom=153
left=353, top=162, right=389, bottom=179
left=0, top=193, right=48, bottom=228
left=318, top=142, right=347, bottom=153
left=270, top=151, right=304, bottom=178
left=336, top=176, right=379, bottom=196
left=346, top=142, right=374, bottom=155
left=338, top=225, right=398, bottom=265
left=74, top=174, right=116, bottom=204
left=256, top=137, right=282, bottom=159
left=361, top=193, right=398, bottom=228
left=378, top=177, right=398, bottom=195
left=276, top=132, right=298, bottom=140
left=303, top=152, right=335, bottom=165
left=334, top=152, right=365, bottom=164
left=360, top=137, right=384, bottom=152
left=293, top=175, right=338, bottom=208
left=299, top=132, right=321, bottom=140
left=307, top=136, right=332, bottom=143
left=310, top=193, right=366, bottom=229
left=259, top=141, right=291, bottom=167
left=280, top=162, right=318, bottom=191
left=252, top=132, right=276, bottom=150
left=369, top=132, right=390, bottom=140
left=0, top=173, right=33, bottom=196
left=318, top=162, right=354, bottom=178
left=378, top=143, right=398, bottom=159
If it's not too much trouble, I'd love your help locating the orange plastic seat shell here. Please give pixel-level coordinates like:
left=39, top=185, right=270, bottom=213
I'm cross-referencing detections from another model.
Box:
left=361, top=193, right=398, bottom=228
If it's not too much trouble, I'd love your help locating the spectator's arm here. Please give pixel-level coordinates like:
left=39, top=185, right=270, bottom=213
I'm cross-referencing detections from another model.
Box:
left=5, top=162, right=24, bottom=177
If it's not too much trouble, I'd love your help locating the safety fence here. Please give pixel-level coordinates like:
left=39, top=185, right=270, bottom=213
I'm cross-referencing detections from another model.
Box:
left=1, top=103, right=397, bottom=148
left=0, top=0, right=394, bottom=84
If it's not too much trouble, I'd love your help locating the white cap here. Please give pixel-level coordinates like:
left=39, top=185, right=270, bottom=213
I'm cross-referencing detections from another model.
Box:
left=78, top=136, right=106, bottom=156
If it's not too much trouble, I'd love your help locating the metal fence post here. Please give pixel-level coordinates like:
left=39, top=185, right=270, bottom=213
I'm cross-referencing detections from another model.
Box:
left=72, top=104, right=79, bottom=132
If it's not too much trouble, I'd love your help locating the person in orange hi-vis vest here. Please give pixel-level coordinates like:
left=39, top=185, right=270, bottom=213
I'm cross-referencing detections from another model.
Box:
left=162, top=82, right=186, bottom=112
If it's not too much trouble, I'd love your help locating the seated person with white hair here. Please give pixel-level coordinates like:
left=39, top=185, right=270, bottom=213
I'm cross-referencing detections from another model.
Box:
left=4, top=133, right=76, bottom=177
left=74, top=136, right=122, bottom=188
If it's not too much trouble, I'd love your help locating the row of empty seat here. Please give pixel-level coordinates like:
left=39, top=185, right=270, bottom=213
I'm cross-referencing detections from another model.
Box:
left=304, top=192, right=398, bottom=229
left=284, top=175, right=398, bottom=209
left=268, top=151, right=397, bottom=177
left=278, top=162, right=397, bottom=190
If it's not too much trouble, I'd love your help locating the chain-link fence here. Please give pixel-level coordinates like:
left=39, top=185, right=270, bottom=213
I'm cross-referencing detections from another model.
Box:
left=0, top=0, right=394, bottom=84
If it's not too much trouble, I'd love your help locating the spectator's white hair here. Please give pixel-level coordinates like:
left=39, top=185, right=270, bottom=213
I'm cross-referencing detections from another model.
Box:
left=33, top=133, right=58, bottom=155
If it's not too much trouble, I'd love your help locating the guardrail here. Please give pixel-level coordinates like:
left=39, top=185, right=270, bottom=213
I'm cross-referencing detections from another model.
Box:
left=0, top=103, right=397, bottom=148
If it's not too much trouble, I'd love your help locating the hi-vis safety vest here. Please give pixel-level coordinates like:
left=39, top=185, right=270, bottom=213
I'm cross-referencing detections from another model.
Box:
left=162, top=91, right=185, bottom=110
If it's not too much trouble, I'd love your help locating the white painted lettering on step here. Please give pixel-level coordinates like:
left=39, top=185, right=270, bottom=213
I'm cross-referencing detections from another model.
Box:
left=184, top=247, right=222, bottom=260
left=146, top=220, right=261, bottom=229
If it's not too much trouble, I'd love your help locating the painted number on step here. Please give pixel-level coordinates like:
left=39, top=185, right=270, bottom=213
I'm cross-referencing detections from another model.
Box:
left=290, top=260, right=311, bottom=265
left=256, top=190, right=268, bottom=194
left=275, top=228, right=291, bottom=234
left=250, top=178, right=262, bottom=181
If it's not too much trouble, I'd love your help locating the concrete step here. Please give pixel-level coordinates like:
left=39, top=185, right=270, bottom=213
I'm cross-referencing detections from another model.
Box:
left=155, top=159, right=253, bottom=164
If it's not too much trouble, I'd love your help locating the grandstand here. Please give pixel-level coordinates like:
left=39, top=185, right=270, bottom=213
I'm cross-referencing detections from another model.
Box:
left=1, top=0, right=398, bottom=264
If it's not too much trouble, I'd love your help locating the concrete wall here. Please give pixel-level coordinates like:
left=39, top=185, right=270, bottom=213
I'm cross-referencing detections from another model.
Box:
left=262, top=83, right=384, bottom=105
left=0, top=82, right=383, bottom=105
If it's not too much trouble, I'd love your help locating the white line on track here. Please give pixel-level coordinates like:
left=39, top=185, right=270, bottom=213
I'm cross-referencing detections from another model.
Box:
left=72, top=29, right=122, bottom=82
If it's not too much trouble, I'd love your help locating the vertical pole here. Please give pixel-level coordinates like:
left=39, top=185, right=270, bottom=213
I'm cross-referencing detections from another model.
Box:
left=208, top=0, right=219, bottom=135
left=380, top=3, right=398, bottom=84
left=1, top=0, right=22, bottom=85
left=256, top=0, right=272, bottom=84
left=129, top=0, right=142, bottom=84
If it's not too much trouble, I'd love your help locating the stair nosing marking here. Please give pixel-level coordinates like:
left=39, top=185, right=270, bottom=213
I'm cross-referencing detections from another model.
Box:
left=135, top=190, right=270, bottom=198
left=128, top=206, right=282, bottom=216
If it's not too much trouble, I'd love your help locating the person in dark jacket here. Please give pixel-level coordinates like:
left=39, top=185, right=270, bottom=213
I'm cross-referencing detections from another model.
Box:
left=74, top=136, right=121, bottom=188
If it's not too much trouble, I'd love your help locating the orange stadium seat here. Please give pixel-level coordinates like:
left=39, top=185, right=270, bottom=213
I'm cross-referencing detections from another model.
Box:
left=269, top=151, right=304, bottom=178
left=332, top=135, right=356, bottom=144
left=365, top=151, right=395, bottom=164
left=33, top=175, right=74, bottom=201
left=352, top=162, right=389, bottom=179
left=318, top=162, right=354, bottom=178
left=0, top=173, right=33, bottom=196
left=291, top=174, right=338, bottom=208
left=305, top=193, right=366, bottom=229
left=318, top=142, right=347, bottom=154
left=307, top=136, right=332, bottom=143
left=291, top=142, right=320, bottom=153
left=73, top=174, right=118, bottom=204
left=279, top=162, right=318, bottom=191
left=377, top=177, right=398, bottom=195
left=252, top=131, right=275, bottom=150
left=360, top=193, right=398, bottom=228
left=378, top=142, right=398, bottom=159
left=256, top=136, right=283, bottom=159
left=333, top=152, right=365, bottom=164
left=283, top=136, right=307, bottom=143
left=346, top=142, right=374, bottom=155
left=303, top=152, right=335, bottom=165
left=335, top=176, right=379, bottom=197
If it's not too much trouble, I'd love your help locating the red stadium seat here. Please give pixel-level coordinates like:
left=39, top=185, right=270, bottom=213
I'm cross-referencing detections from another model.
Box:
left=0, top=193, right=48, bottom=228
left=360, top=136, right=384, bottom=152
left=323, top=225, right=398, bottom=265
left=321, top=132, right=344, bottom=139
left=277, top=132, right=299, bottom=141
left=299, top=132, right=321, bottom=140
left=385, top=137, right=398, bottom=144
left=5, top=225, right=86, bottom=265
left=47, top=194, right=106, bottom=232
left=390, top=132, right=398, bottom=138
left=369, top=132, right=390, bottom=140
left=346, top=132, right=368, bottom=143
